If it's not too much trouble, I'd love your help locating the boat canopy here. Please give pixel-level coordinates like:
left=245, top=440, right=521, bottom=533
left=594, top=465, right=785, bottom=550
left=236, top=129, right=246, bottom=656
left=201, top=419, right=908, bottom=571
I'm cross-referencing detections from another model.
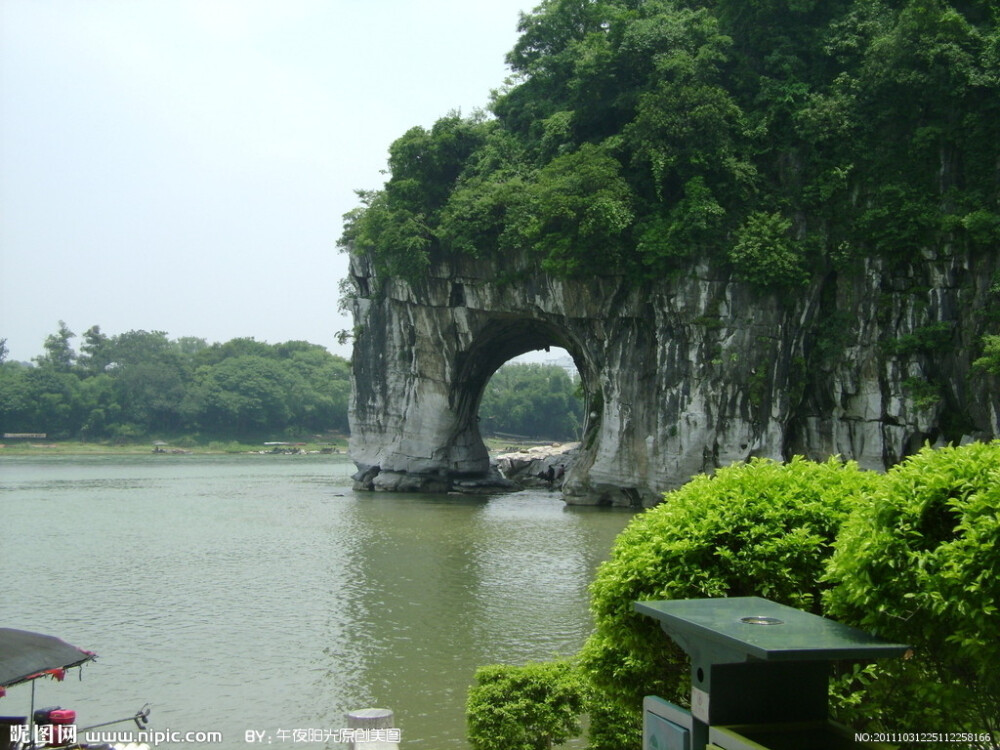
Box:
left=0, top=628, right=96, bottom=688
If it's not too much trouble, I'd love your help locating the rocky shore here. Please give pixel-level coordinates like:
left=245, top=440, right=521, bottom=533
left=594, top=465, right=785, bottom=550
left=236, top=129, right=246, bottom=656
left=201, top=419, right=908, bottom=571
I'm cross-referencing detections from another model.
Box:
left=493, top=442, right=578, bottom=490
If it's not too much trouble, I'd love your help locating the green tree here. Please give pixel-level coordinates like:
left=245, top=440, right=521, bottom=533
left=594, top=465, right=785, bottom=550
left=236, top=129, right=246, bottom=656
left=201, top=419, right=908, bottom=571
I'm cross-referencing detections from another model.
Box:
left=340, top=115, right=490, bottom=279
left=508, top=143, right=634, bottom=276
left=193, top=336, right=275, bottom=366
left=103, top=330, right=188, bottom=433
left=728, top=210, right=809, bottom=288
left=35, top=321, right=77, bottom=373
left=479, top=363, right=583, bottom=440
left=0, top=361, right=35, bottom=434
left=438, top=127, right=532, bottom=258
left=77, top=373, right=121, bottom=438
left=22, top=367, right=86, bottom=437
left=580, top=456, right=877, bottom=749
left=973, top=334, right=1000, bottom=376
left=279, top=342, right=352, bottom=433
left=825, top=442, right=1000, bottom=745
left=185, top=355, right=296, bottom=434
left=78, top=325, right=112, bottom=376
left=173, top=336, right=209, bottom=357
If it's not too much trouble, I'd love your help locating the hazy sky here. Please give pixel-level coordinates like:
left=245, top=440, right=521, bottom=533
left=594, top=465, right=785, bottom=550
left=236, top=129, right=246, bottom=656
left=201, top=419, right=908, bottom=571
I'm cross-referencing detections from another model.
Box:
left=0, top=0, right=537, bottom=363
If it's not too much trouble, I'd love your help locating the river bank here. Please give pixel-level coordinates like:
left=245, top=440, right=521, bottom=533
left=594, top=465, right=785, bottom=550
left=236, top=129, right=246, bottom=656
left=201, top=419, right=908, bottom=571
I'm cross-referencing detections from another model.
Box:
left=0, top=436, right=349, bottom=455
left=0, top=435, right=563, bottom=457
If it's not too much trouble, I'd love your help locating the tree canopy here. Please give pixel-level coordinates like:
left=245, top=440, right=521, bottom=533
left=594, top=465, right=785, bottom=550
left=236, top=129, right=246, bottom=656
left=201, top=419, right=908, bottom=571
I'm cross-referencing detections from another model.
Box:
left=0, top=324, right=351, bottom=441
left=479, top=362, right=584, bottom=440
left=341, top=0, right=999, bottom=287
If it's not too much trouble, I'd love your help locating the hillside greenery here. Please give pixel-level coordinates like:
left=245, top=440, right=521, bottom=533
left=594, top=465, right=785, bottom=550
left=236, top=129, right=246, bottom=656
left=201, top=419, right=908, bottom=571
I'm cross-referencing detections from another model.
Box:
left=340, top=0, right=999, bottom=288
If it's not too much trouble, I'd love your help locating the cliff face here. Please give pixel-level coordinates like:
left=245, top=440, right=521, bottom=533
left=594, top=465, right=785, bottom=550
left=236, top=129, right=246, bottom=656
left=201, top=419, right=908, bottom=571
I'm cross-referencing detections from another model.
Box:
left=347, top=249, right=999, bottom=506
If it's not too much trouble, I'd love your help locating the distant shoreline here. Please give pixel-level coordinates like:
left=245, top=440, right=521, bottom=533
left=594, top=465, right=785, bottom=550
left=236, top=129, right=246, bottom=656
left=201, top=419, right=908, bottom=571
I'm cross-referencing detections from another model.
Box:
left=1, top=436, right=565, bottom=457
left=0, top=437, right=349, bottom=456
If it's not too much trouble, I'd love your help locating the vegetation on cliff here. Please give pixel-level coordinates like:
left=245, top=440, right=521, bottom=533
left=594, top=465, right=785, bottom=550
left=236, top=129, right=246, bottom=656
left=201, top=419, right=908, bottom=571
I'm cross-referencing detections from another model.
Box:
left=341, top=0, right=999, bottom=289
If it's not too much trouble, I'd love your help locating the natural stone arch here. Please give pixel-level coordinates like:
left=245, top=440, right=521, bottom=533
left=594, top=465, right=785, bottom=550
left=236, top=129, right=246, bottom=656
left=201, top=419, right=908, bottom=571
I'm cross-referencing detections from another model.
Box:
left=346, top=250, right=1000, bottom=506
left=447, top=317, right=600, bottom=484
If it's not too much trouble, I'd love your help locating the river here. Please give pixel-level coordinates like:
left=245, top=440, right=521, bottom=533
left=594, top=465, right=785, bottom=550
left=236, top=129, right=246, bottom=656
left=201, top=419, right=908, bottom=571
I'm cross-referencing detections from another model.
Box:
left=0, top=453, right=634, bottom=748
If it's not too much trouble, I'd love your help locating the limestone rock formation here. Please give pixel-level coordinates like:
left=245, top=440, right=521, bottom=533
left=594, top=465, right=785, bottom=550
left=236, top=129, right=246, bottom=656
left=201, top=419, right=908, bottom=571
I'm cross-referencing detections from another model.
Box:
left=495, top=443, right=579, bottom=489
left=347, top=248, right=1000, bottom=506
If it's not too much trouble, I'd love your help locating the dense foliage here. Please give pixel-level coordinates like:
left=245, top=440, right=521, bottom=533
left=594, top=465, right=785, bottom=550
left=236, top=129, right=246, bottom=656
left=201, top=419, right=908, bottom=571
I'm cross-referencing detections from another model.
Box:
left=825, top=442, right=1000, bottom=745
left=479, top=362, right=583, bottom=440
left=467, top=661, right=587, bottom=750
left=466, top=446, right=999, bottom=750
left=341, top=0, right=1000, bottom=288
left=578, top=456, right=876, bottom=748
left=0, top=323, right=351, bottom=441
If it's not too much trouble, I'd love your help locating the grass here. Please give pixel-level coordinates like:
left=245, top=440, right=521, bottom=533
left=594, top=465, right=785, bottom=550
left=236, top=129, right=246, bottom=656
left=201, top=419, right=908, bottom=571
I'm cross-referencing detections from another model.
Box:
left=0, top=434, right=350, bottom=455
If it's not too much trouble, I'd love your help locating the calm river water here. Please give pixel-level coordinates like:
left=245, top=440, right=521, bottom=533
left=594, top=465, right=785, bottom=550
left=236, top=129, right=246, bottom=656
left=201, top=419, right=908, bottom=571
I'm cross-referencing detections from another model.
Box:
left=0, top=453, right=634, bottom=748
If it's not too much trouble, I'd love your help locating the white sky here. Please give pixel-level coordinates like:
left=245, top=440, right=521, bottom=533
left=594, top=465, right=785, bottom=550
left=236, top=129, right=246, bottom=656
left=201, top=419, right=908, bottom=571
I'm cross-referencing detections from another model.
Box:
left=0, top=0, right=537, bottom=363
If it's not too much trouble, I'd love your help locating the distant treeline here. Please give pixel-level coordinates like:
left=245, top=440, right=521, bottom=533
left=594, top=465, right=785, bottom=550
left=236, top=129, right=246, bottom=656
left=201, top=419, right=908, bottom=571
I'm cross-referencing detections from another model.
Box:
left=0, top=324, right=583, bottom=442
left=479, top=361, right=584, bottom=441
left=0, top=323, right=352, bottom=441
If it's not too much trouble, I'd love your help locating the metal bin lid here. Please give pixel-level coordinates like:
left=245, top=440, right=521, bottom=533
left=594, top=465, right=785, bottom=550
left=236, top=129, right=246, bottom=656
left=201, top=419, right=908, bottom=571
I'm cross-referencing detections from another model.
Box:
left=634, top=597, right=909, bottom=664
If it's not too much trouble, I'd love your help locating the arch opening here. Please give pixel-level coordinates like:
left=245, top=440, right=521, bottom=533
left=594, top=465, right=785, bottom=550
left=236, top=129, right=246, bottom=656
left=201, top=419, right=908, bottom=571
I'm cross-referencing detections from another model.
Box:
left=447, top=318, right=600, bottom=488
left=481, top=347, right=582, bottom=444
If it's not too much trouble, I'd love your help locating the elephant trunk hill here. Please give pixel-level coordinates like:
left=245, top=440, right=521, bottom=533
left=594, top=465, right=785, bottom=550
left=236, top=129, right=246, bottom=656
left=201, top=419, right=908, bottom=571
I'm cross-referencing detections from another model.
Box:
left=346, top=247, right=1000, bottom=506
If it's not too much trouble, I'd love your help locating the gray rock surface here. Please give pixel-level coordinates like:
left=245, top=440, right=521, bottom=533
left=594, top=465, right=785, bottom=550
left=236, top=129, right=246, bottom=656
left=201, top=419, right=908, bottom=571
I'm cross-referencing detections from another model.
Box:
left=346, top=248, right=1000, bottom=506
left=494, top=443, right=579, bottom=490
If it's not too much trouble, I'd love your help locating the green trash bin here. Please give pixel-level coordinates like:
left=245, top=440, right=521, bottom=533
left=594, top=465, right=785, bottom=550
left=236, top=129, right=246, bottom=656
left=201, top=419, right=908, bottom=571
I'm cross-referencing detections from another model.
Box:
left=634, top=597, right=909, bottom=750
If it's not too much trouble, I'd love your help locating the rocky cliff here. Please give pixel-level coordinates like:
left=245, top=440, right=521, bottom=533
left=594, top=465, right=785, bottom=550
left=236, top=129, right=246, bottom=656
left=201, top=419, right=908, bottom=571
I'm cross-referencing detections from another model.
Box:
left=347, top=248, right=999, bottom=506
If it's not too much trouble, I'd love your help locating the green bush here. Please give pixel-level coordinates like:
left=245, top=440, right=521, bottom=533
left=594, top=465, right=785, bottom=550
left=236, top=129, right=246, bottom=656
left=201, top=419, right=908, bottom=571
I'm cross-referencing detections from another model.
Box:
left=466, top=661, right=587, bottom=750
left=973, top=334, right=1000, bottom=376
left=825, top=442, right=1000, bottom=746
left=727, top=211, right=809, bottom=289
left=580, top=457, right=876, bottom=749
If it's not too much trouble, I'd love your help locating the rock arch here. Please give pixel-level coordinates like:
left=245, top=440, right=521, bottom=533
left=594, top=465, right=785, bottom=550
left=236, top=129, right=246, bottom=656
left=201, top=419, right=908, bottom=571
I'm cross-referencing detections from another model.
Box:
left=448, top=317, right=599, bottom=478
left=346, top=249, right=999, bottom=506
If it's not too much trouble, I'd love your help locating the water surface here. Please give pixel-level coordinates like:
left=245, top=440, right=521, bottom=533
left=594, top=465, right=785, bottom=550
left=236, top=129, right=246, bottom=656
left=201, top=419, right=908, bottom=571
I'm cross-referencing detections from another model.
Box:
left=0, top=454, right=633, bottom=748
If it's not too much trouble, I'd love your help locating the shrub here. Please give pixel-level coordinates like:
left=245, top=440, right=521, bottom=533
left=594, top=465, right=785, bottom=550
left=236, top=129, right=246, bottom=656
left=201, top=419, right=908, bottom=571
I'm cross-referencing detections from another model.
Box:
left=466, top=661, right=587, bottom=750
left=973, top=334, right=1000, bottom=376
left=728, top=211, right=808, bottom=289
left=580, top=456, right=876, bottom=749
left=825, top=442, right=1000, bottom=746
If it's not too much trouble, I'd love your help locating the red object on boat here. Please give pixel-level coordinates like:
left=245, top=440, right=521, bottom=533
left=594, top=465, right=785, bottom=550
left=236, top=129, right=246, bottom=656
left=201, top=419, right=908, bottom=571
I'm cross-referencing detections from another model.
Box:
left=47, top=709, right=77, bottom=747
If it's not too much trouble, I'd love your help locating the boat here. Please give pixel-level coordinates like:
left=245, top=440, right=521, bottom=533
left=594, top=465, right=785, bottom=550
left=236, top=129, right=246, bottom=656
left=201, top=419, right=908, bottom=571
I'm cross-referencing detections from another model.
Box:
left=0, top=628, right=150, bottom=750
